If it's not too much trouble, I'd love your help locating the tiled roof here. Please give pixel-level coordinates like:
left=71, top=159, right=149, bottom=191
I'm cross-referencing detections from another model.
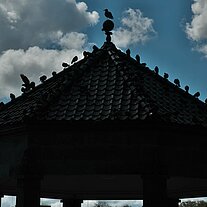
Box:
left=0, top=42, right=207, bottom=128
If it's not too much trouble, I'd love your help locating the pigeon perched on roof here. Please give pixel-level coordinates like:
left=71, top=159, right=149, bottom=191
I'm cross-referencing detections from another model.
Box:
left=71, top=56, right=78, bottom=64
left=135, top=54, right=140, bottom=64
left=62, top=62, right=70, bottom=68
left=30, top=82, right=35, bottom=90
left=174, top=79, right=181, bottom=87
left=10, top=93, right=15, bottom=101
left=163, top=73, right=169, bottom=79
left=40, top=75, right=47, bottom=83
left=104, top=9, right=113, bottom=19
left=126, top=49, right=130, bottom=57
left=52, top=71, right=57, bottom=77
left=20, top=74, right=30, bottom=86
left=154, top=66, right=159, bottom=74
left=193, top=91, right=200, bottom=98
left=83, top=51, right=91, bottom=58
left=92, top=45, right=99, bottom=52
left=184, top=85, right=189, bottom=93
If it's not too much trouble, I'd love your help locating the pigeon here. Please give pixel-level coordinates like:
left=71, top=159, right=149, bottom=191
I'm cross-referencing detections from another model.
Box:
left=92, top=45, right=99, bottom=52
left=20, top=74, right=30, bottom=86
left=126, top=49, right=130, bottom=57
left=83, top=51, right=91, bottom=58
left=52, top=71, right=57, bottom=77
left=10, top=93, right=15, bottom=101
left=135, top=54, right=140, bottom=64
left=30, top=82, right=35, bottom=90
left=40, top=75, right=47, bottom=83
left=184, top=85, right=189, bottom=93
left=193, top=91, right=200, bottom=98
left=62, top=62, right=70, bottom=68
left=71, top=56, right=78, bottom=64
left=174, top=79, right=181, bottom=87
left=154, top=66, right=159, bottom=74
left=104, top=9, right=113, bottom=19
left=163, top=73, right=169, bottom=79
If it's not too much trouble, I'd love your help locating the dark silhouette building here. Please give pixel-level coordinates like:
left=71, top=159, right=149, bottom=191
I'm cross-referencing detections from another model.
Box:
left=1, top=17, right=207, bottom=207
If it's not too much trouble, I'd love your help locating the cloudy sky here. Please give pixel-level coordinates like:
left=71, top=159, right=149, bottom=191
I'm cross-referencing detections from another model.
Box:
left=1, top=0, right=207, bottom=205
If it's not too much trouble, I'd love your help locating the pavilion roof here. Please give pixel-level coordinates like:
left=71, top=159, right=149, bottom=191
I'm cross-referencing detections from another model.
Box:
left=0, top=41, right=207, bottom=128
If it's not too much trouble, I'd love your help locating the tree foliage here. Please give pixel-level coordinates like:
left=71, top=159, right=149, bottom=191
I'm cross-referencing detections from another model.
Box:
left=179, top=200, right=207, bottom=207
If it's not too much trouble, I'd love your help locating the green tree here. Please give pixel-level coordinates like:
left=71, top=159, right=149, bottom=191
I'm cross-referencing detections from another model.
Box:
left=179, top=200, right=207, bottom=207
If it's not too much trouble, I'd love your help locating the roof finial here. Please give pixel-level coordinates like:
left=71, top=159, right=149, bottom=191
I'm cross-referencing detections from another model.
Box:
left=102, top=9, right=114, bottom=43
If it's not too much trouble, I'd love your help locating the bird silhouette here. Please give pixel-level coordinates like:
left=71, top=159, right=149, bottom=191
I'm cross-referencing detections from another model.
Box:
left=20, top=74, right=30, bottom=86
left=40, top=75, right=47, bottom=83
left=10, top=93, right=15, bottom=101
left=83, top=51, right=91, bottom=58
left=126, top=49, right=130, bottom=57
left=174, top=79, right=181, bottom=87
left=62, top=62, right=70, bottom=68
left=30, top=82, right=35, bottom=90
left=104, top=9, right=113, bottom=19
left=92, top=45, right=99, bottom=52
left=193, top=92, right=200, bottom=98
left=52, top=71, right=57, bottom=77
left=135, top=54, right=140, bottom=64
left=163, top=73, right=169, bottom=79
left=184, top=85, right=189, bottom=93
left=71, top=56, right=78, bottom=64
left=154, top=66, right=159, bottom=74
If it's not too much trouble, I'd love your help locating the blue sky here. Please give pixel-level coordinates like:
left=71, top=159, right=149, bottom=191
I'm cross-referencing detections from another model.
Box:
left=1, top=0, right=207, bottom=206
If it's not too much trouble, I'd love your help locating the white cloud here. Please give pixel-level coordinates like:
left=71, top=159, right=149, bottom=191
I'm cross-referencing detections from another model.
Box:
left=185, top=0, right=207, bottom=57
left=186, top=0, right=207, bottom=41
left=0, top=32, right=86, bottom=99
left=112, top=8, right=156, bottom=48
left=0, top=0, right=98, bottom=101
left=0, top=0, right=99, bottom=52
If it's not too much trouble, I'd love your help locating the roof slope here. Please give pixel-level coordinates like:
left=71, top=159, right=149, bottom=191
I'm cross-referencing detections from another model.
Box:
left=0, top=42, right=207, bottom=128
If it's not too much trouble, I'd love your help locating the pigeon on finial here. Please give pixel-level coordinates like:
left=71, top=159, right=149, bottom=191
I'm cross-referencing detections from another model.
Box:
left=154, top=66, right=159, bottom=74
left=104, top=9, right=113, bottom=19
left=174, top=79, right=181, bottom=87
left=10, top=93, right=15, bottom=101
left=163, top=73, right=169, bottom=79
left=126, top=49, right=130, bottom=57
left=184, top=85, right=189, bottom=93
left=71, top=56, right=78, bottom=64
left=193, top=91, right=200, bottom=98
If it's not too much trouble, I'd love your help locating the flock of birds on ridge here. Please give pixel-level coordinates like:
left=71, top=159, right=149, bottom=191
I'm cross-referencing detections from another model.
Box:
left=2, top=9, right=206, bottom=106
left=5, top=45, right=205, bottom=106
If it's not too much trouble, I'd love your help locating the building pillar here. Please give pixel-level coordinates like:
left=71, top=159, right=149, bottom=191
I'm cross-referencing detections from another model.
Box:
left=167, top=198, right=181, bottom=207
left=16, top=175, right=41, bottom=207
left=142, top=174, right=168, bottom=207
left=61, top=199, right=83, bottom=207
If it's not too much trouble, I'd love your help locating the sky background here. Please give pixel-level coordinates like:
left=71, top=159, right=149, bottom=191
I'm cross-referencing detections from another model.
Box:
left=1, top=0, right=207, bottom=206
